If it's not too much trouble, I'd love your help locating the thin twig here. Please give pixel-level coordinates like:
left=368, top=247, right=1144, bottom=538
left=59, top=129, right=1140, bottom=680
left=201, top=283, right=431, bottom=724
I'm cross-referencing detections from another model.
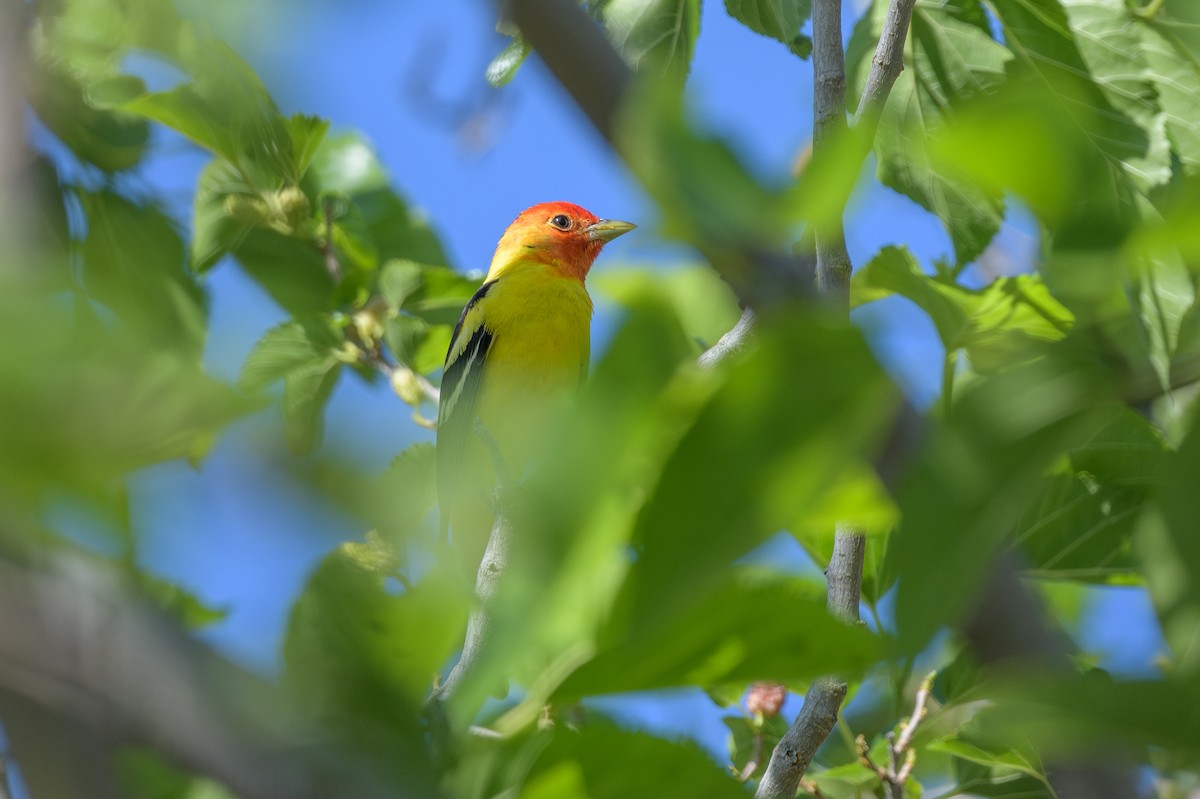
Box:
left=852, top=673, right=934, bottom=798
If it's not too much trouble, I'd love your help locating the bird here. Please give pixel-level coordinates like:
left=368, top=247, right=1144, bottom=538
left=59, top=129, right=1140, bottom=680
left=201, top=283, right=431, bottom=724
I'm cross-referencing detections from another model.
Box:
left=436, top=201, right=635, bottom=572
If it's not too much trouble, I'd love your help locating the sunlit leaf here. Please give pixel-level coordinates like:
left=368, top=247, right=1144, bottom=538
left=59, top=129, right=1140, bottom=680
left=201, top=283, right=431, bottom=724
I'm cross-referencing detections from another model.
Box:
left=595, top=0, right=701, bottom=74
left=847, top=0, right=1012, bottom=264
left=724, top=0, right=813, bottom=58
left=486, top=36, right=530, bottom=87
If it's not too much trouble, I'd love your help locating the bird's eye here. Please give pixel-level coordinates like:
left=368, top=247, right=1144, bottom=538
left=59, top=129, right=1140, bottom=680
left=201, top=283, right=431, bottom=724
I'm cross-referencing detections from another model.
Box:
left=550, top=214, right=572, bottom=230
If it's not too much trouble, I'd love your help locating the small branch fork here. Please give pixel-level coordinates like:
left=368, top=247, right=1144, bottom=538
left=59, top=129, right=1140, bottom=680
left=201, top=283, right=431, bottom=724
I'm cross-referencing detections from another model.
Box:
left=856, top=672, right=935, bottom=798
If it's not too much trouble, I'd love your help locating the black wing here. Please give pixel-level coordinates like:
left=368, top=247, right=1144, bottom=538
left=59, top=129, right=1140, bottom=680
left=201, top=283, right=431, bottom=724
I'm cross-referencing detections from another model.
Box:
left=436, top=280, right=496, bottom=533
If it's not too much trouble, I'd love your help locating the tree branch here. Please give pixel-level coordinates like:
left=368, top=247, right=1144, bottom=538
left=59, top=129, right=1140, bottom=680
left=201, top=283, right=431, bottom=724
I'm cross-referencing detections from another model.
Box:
left=0, top=556, right=438, bottom=799
left=811, top=0, right=853, bottom=302
left=755, top=0, right=920, bottom=792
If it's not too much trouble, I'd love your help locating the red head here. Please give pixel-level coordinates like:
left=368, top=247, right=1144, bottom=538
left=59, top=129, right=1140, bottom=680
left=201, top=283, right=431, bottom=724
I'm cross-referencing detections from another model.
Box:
left=487, top=201, right=636, bottom=282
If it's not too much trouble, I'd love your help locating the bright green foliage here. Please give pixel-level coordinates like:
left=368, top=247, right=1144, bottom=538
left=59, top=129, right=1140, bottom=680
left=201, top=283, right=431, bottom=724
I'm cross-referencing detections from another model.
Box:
left=9, top=0, right=1200, bottom=798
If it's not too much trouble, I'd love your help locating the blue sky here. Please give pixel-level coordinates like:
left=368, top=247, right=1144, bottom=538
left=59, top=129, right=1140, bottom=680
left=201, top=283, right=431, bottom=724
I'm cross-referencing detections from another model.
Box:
left=67, top=0, right=1165, bottom=769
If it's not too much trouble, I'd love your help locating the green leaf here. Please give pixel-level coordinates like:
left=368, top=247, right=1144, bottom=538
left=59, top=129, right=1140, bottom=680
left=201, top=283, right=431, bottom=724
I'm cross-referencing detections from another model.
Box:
left=132, top=572, right=228, bottom=630
left=404, top=265, right=482, bottom=326
left=854, top=246, right=1074, bottom=373
left=79, top=191, right=207, bottom=354
left=983, top=672, right=1200, bottom=759
left=1139, top=410, right=1200, bottom=672
left=282, top=357, right=341, bottom=455
left=117, top=749, right=238, bottom=799
left=929, top=738, right=1054, bottom=788
left=119, top=40, right=296, bottom=186
left=486, top=36, right=531, bottom=87
left=238, top=318, right=341, bottom=393
left=231, top=229, right=337, bottom=317
left=1017, top=408, right=1164, bottom=581
left=555, top=573, right=878, bottom=697
left=523, top=724, right=748, bottom=799
left=384, top=315, right=452, bottom=375
left=26, top=62, right=149, bottom=172
left=595, top=0, right=702, bottom=74
left=286, top=113, right=331, bottom=178
left=306, top=133, right=449, bottom=267
left=191, top=158, right=257, bottom=273
left=889, top=348, right=1118, bottom=652
left=282, top=548, right=462, bottom=786
left=724, top=0, right=813, bottom=58
left=848, top=0, right=1012, bottom=264
left=1058, top=0, right=1171, bottom=191
left=725, top=713, right=790, bottom=777
left=983, top=0, right=1168, bottom=244
left=593, top=265, right=743, bottom=349
left=617, top=83, right=805, bottom=301
left=1139, top=19, right=1200, bottom=171
left=379, top=259, right=425, bottom=308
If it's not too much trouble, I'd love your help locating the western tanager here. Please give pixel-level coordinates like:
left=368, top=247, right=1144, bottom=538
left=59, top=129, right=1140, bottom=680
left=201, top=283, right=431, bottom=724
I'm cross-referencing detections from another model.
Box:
left=437, top=201, right=635, bottom=567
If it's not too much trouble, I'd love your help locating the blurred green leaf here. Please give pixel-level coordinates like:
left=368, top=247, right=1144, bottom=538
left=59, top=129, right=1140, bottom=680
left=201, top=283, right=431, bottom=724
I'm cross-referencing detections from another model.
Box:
left=442, top=301, right=700, bottom=727
left=523, top=723, right=747, bottom=799
left=405, top=265, right=482, bottom=326
left=628, top=312, right=898, bottom=629
left=119, top=41, right=297, bottom=186
left=191, top=158, right=256, bottom=272
left=982, top=671, right=1200, bottom=760
left=556, top=572, right=878, bottom=697
left=25, top=62, right=149, bottom=172
left=283, top=547, right=462, bottom=786
left=79, top=190, right=207, bottom=355
left=282, top=356, right=341, bottom=455
left=132, top=572, right=228, bottom=630
left=593, top=265, right=742, bottom=349
left=595, top=0, right=701, bottom=74
left=724, top=0, right=813, bottom=58
left=554, top=568, right=883, bottom=695
left=889, top=348, right=1117, bottom=652
left=231, top=229, right=337, bottom=316
left=848, top=0, right=1011, bottom=265
left=384, top=315, right=452, bottom=375
left=1139, top=407, right=1200, bottom=673
left=286, top=113, right=331, bottom=178
left=117, top=749, right=238, bottom=799
left=930, top=737, right=1055, bottom=795
left=486, top=36, right=530, bottom=87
